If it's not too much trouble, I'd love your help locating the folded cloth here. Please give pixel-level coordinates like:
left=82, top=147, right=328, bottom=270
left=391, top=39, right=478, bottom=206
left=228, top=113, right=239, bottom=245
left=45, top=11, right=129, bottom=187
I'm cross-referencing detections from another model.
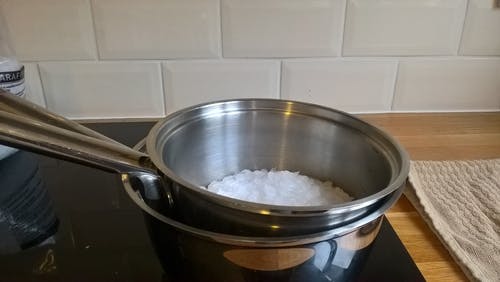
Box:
left=406, top=159, right=500, bottom=282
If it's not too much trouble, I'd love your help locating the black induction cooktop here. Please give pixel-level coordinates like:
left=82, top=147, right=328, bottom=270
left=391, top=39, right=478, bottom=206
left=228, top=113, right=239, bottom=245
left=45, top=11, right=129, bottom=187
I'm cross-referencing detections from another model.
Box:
left=0, top=122, right=424, bottom=282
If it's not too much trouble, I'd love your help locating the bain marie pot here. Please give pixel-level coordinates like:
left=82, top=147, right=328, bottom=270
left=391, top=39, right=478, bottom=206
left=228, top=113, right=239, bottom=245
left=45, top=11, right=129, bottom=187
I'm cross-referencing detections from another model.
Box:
left=0, top=90, right=409, bottom=236
left=122, top=153, right=406, bottom=282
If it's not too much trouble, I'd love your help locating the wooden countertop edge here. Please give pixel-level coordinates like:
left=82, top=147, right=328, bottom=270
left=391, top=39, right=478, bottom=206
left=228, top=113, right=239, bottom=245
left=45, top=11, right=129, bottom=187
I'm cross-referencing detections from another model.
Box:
left=359, top=112, right=500, bottom=282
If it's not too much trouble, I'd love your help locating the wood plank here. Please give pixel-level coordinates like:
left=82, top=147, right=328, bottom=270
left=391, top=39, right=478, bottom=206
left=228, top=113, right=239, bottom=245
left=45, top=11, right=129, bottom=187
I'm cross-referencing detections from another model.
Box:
left=415, top=261, right=468, bottom=282
left=387, top=198, right=470, bottom=281
left=386, top=191, right=415, bottom=213
left=362, top=112, right=500, bottom=281
left=403, top=146, right=500, bottom=161
left=361, top=112, right=500, bottom=136
left=386, top=212, right=453, bottom=262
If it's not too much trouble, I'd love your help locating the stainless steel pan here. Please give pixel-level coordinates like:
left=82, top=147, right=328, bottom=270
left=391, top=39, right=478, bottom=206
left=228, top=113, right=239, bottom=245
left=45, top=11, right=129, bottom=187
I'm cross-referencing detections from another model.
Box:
left=122, top=141, right=406, bottom=281
left=0, top=89, right=409, bottom=236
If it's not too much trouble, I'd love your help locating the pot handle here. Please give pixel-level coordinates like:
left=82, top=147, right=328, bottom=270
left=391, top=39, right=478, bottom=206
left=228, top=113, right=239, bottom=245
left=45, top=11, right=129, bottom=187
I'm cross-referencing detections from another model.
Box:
left=128, top=138, right=175, bottom=205
left=0, top=107, right=153, bottom=175
left=0, top=89, right=126, bottom=147
left=122, top=172, right=176, bottom=219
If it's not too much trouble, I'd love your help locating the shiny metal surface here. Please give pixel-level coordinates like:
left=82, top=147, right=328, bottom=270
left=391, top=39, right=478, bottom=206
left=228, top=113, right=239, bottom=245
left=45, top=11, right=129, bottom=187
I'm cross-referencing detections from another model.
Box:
left=146, top=99, right=409, bottom=234
left=0, top=89, right=124, bottom=146
left=123, top=170, right=403, bottom=246
left=122, top=162, right=404, bottom=282
left=0, top=110, right=151, bottom=174
left=0, top=94, right=409, bottom=236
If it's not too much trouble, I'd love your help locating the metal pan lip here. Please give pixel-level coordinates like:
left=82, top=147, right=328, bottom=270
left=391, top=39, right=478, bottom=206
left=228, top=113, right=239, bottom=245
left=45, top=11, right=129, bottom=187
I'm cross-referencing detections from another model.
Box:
left=122, top=171, right=403, bottom=248
left=145, top=99, right=410, bottom=217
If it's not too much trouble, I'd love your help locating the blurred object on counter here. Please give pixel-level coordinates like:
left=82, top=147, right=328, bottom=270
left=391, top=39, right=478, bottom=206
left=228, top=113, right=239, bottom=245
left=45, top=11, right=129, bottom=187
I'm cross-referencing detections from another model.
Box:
left=0, top=151, right=59, bottom=254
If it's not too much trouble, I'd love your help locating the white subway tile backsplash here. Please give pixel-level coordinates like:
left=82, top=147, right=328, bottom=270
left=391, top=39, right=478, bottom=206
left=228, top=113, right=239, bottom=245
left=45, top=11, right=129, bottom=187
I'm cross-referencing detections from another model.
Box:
left=221, top=0, right=344, bottom=58
left=0, top=0, right=97, bottom=61
left=0, top=0, right=495, bottom=118
left=281, top=60, right=397, bottom=113
left=163, top=60, right=279, bottom=113
left=39, top=62, right=164, bottom=119
left=393, top=59, right=500, bottom=111
left=343, top=0, right=467, bottom=56
left=460, top=0, right=500, bottom=56
left=23, top=63, right=46, bottom=107
left=92, top=0, right=219, bottom=59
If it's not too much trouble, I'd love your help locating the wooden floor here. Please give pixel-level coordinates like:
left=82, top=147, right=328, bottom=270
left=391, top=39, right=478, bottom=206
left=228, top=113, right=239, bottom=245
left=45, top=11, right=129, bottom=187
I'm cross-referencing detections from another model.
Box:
left=360, top=112, right=500, bottom=282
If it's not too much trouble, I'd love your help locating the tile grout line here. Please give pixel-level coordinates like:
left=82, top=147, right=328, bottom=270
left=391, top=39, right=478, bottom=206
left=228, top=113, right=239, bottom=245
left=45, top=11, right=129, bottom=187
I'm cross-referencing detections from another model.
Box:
left=278, top=60, right=283, bottom=99
left=390, top=61, right=400, bottom=111
left=338, top=0, right=349, bottom=57
left=218, top=0, right=224, bottom=58
left=23, top=54, right=499, bottom=64
left=35, top=63, right=49, bottom=108
left=456, top=0, right=470, bottom=56
left=87, top=0, right=101, bottom=61
left=159, top=62, right=168, bottom=117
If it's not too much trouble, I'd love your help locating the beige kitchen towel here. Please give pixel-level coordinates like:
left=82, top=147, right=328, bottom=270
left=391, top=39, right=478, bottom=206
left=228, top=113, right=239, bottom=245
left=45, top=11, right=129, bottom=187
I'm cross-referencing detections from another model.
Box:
left=406, top=159, right=500, bottom=282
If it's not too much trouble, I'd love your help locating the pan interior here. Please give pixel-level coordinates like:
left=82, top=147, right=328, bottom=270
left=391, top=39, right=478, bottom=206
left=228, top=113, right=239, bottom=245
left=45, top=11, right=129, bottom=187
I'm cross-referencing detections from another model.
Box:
left=152, top=102, right=398, bottom=200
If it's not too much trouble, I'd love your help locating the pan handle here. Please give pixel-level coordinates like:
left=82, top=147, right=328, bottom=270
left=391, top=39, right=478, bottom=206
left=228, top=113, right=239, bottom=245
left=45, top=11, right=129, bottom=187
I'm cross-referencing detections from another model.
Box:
left=0, top=89, right=126, bottom=146
left=0, top=109, right=154, bottom=174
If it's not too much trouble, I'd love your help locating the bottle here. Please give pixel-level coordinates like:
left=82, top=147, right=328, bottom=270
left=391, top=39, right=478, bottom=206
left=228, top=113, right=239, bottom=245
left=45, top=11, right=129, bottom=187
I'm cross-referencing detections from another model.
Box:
left=0, top=12, right=24, bottom=98
left=0, top=18, right=58, bottom=251
left=0, top=19, right=25, bottom=159
left=0, top=56, right=24, bottom=98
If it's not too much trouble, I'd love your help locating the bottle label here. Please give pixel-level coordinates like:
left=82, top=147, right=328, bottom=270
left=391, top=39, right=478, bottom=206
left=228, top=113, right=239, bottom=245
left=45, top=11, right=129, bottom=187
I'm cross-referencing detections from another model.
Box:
left=0, top=66, right=24, bottom=83
left=0, top=66, right=25, bottom=97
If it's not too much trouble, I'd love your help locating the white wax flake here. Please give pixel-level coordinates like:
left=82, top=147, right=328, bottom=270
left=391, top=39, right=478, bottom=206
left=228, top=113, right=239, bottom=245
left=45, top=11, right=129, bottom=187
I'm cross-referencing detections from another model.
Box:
left=206, top=169, right=353, bottom=206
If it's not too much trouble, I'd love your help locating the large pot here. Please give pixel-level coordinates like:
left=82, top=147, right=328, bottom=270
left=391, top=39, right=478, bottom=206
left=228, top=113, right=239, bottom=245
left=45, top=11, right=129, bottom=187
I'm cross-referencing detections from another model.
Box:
left=122, top=149, right=406, bottom=282
left=0, top=90, right=409, bottom=236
